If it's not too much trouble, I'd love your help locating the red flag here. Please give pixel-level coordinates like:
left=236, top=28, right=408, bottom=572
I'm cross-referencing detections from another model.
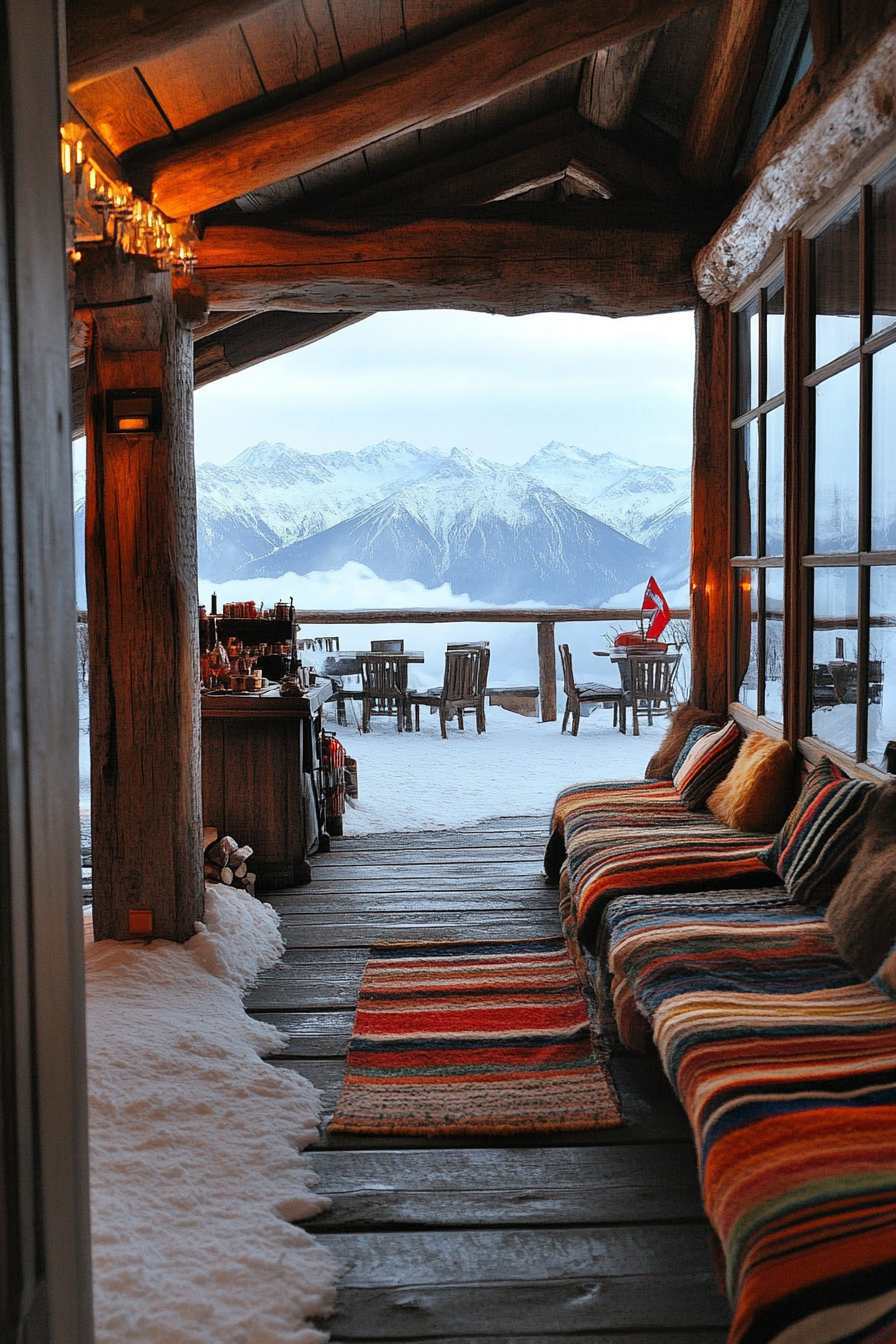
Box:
left=641, top=576, right=671, bottom=641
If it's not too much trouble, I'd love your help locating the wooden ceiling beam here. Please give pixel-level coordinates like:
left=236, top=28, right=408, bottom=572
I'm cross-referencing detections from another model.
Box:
left=578, top=34, right=659, bottom=131
left=69, top=308, right=362, bottom=436
left=141, top=0, right=699, bottom=217
left=193, top=206, right=712, bottom=318
left=67, top=0, right=281, bottom=91
left=679, top=0, right=779, bottom=191
left=193, top=310, right=364, bottom=388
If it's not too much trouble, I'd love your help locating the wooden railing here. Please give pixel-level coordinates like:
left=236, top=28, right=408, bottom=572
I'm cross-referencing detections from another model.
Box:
left=294, top=606, right=690, bottom=722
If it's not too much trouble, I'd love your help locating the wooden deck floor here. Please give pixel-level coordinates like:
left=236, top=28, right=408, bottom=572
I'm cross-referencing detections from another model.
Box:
left=245, top=817, right=732, bottom=1343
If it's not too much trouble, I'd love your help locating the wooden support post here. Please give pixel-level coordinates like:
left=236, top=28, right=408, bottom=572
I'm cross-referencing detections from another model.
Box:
left=690, top=300, right=732, bottom=716
left=537, top=621, right=557, bottom=722
left=80, top=251, right=204, bottom=942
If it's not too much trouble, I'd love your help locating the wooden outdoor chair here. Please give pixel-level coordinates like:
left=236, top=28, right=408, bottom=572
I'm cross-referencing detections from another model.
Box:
left=408, top=646, right=489, bottom=736
left=358, top=653, right=409, bottom=732
left=620, top=653, right=679, bottom=737
left=559, top=643, right=627, bottom=736
left=323, top=653, right=363, bottom=726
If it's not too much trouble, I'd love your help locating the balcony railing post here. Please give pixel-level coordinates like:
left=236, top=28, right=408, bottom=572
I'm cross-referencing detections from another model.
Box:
left=537, top=620, right=557, bottom=722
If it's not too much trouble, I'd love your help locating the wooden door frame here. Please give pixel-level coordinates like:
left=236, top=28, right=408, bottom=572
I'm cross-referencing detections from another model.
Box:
left=0, top=0, right=94, bottom=1338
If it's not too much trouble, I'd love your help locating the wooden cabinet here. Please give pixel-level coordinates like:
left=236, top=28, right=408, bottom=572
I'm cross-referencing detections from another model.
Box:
left=200, top=682, right=330, bottom=888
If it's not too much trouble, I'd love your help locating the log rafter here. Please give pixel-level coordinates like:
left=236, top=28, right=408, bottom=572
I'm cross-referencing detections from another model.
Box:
left=322, top=109, right=689, bottom=215
left=193, top=206, right=714, bottom=318
left=136, top=0, right=699, bottom=218
left=578, top=34, right=659, bottom=131
left=67, top=0, right=282, bottom=90
left=679, top=0, right=779, bottom=191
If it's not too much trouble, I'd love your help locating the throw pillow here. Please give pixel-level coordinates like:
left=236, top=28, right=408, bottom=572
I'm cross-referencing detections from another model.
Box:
left=758, top=757, right=877, bottom=906
left=826, top=782, right=896, bottom=978
left=644, top=703, right=725, bottom=780
left=673, top=719, right=742, bottom=810
left=706, top=732, right=795, bottom=833
left=673, top=724, right=719, bottom=776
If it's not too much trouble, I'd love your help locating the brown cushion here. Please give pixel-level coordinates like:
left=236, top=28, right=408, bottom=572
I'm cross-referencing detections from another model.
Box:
left=644, top=703, right=725, bottom=780
left=826, top=782, right=896, bottom=979
left=706, top=732, right=795, bottom=834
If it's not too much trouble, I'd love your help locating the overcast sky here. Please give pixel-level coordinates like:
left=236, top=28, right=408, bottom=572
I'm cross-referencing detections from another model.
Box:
left=191, top=308, right=696, bottom=471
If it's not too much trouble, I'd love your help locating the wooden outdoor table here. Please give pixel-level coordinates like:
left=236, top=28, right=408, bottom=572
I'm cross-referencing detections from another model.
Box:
left=200, top=680, right=331, bottom=888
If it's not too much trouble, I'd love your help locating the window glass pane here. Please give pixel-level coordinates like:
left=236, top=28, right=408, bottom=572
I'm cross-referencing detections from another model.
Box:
left=735, top=297, right=760, bottom=414
left=814, top=195, right=861, bottom=368
left=765, top=567, right=784, bottom=723
left=812, top=566, right=858, bottom=754
left=872, top=159, right=896, bottom=336
left=871, top=340, right=896, bottom=549
left=736, top=569, right=759, bottom=711
left=766, top=272, right=785, bottom=400
left=765, top=405, right=784, bottom=555
left=868, top=566, right=896, bottom=765
left=734, top=420, right=760, bottom=555
left=814, top=364, right=860, bottom=552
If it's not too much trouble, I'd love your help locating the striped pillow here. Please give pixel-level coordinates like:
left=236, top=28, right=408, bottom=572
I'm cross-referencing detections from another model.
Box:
left=759, top=757, right=877, bottom=906
left=672, top=719, right=741, bottom=810
left=672, top=724, right=718, bottom=777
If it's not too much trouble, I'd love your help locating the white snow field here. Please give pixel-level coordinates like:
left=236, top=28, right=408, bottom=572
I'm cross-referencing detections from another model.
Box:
left=84, top=885, right=338, bottom=1344
left=327, top=688, right=665, bottom=835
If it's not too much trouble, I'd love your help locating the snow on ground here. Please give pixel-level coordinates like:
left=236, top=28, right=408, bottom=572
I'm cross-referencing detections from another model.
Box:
left=327, top=685, right=666, bottom=834
left=84, top=885, right=338, bottom=1344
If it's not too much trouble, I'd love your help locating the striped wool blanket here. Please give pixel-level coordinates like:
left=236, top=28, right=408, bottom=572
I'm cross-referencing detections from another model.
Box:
left=546, top=778, right=691, bottom=881
left=566, top=819, right=778, bottom=954
left=607, top=892, right=896, bottom=1344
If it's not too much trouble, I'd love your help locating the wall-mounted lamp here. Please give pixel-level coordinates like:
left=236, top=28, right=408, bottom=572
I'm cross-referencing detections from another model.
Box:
left=106, top=389, right=162, bottom=434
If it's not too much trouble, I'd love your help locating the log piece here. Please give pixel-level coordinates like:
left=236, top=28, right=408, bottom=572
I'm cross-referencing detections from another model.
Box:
left=142, top=0, right=700, bottom=217
left=578, top=33, right=659, bottom=130
left=205, top=835, right=238, bottom=868
left=696, top=18, right=896, bottom=303
left=231, top=844, right=253, bottom=865
left=196, top=207, right=711, bottom=318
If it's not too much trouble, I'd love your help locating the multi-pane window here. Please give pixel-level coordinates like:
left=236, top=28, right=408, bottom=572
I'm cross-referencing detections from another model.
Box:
left=805, top=164, right=896, bottom=765
left=732, top=271, right=785, bottom=721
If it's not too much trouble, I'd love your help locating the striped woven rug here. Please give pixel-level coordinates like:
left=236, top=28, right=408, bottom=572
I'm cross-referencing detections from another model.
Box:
left=328, top=936, right=621, bottom=1137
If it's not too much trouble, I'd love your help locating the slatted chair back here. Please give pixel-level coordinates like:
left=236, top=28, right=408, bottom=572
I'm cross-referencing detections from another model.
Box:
left=626, top=653, right=678, bottom=735
left=371, top=639, right=404, bottom=652
left=446, top=642, right=490, bottom=691
left=358, top=653, right=408, bottom=731
left=558, top=643, right=576, bottom=698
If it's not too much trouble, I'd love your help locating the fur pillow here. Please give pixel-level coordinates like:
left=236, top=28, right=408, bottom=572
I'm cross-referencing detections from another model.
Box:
left=826, top=782, right=896, bottom=979
left=706, top=732, right=795, bottom=834
left=644, top=703, right=725, bottom=780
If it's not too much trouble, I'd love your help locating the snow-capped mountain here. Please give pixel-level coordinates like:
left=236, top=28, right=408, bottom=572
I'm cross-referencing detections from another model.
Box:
left=195, top=439, right=444, bottom=577
left=237, top=449, right=656, bottom=606
left=524, top=441, right=690, bottom=549
left=72, top=437, right=692, bottom=607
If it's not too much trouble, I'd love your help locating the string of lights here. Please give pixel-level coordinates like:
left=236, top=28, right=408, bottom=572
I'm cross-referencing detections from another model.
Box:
left=61, top=122, right=196, bottom=273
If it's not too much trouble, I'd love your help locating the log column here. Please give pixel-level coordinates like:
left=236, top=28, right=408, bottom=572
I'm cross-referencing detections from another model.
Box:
left=537, top=620, right=557, bottom=722
left=690, top=299, right=732, bottom=715
left=79, top=251, right=204, bottom=941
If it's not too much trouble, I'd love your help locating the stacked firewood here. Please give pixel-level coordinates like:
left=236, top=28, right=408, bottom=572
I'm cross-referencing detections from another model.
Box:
left=203, top=833, right=256, bottom=898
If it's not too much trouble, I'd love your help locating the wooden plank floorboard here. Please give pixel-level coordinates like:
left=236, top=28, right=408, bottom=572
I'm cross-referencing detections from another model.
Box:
left=302, top=1145, right=705, bottom=1229
left=279, top=912, right=562, bottom=949
left=253, top=816, right=728, bottom=1336
left=328, top=1335, right=728, bottom=1343
left=270, top=890, right=558, bottom=914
